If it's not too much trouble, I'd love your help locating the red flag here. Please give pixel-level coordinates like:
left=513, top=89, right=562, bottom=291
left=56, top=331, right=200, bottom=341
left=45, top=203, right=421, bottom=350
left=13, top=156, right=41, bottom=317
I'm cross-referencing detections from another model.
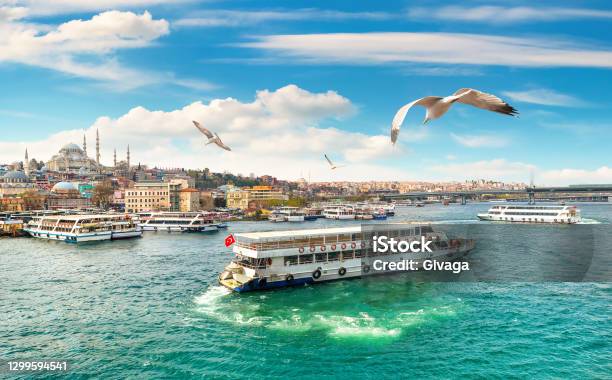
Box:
left=224, top=234, right=236, bottom=247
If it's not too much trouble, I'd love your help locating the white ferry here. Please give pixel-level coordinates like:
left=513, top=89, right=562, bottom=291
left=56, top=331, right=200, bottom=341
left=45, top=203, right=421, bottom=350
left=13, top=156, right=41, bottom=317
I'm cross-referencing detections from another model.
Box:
left=140, top=212, right=227, bottom=232
left=368, top=202, right=396, bottom=216
left=323, top=206, right=355, bottom=220
left=219, top=225, right=475, bottom=292
left=477, top=204, right=581, bottom=224
left=24, top=214, right=142, bottom=243
left=269, top=207, right=305, bottom=222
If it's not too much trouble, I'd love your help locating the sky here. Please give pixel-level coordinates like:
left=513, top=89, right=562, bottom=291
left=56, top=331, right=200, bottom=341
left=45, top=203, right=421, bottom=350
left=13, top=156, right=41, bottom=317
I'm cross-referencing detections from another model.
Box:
left=0, top=0, right=611, bottom=185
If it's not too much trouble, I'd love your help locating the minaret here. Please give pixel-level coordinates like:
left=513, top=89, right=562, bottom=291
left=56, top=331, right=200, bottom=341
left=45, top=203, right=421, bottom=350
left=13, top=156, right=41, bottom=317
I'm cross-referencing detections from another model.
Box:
left=96, top=129, right=100, bottom=168
left=24, top=148, right=30, bottom=176
left=126, top=145, right=130, bottom=173
left=113, top=149, right=117, bottom=168
left=83, top=134, right=87, bottom=155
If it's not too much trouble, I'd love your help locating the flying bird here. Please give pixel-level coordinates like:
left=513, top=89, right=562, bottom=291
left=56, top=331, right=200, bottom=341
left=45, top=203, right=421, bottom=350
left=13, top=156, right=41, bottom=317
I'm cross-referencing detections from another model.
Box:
left=193, top=120, right=231, bottom=151
left=390, top=88, right=518, bottom=144
left=324, top=154, right=345, bottom=170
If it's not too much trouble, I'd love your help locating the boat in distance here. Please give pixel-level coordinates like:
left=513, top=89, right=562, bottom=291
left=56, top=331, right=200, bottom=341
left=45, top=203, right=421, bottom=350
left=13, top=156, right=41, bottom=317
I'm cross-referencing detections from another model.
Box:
left=140, top=212, right=227, bottom=232
left=219, top=225, right=475, bottom=293
left=477, top=204, right=581, bottom=224
left=24, top=214, right=142, bottom=243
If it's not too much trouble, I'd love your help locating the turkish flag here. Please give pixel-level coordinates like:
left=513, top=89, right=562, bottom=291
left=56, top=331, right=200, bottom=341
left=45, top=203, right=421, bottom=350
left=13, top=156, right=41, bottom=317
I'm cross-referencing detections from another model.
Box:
left=224, top=234, right=236, bottom=247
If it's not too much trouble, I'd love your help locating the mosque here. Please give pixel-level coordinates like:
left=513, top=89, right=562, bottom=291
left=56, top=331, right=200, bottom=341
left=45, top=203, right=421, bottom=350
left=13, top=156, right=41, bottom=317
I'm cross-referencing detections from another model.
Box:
left=44, top=129, right=131, bottom=176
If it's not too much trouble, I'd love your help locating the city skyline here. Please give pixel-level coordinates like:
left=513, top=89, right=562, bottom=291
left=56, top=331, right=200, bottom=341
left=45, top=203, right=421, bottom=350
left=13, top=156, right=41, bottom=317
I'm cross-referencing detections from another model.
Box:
left=1, top=1, right=611, bottom=185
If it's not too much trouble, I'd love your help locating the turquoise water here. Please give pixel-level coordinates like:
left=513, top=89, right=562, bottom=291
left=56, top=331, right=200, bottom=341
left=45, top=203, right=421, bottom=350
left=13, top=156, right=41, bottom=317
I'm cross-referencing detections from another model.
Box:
left=1, top=203, right=611, bottom=379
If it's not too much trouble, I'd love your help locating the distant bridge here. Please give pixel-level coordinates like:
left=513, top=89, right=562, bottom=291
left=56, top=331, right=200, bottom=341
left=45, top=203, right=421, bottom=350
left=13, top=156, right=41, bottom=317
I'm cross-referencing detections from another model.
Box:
left=380, top=185, right=612, bottom=204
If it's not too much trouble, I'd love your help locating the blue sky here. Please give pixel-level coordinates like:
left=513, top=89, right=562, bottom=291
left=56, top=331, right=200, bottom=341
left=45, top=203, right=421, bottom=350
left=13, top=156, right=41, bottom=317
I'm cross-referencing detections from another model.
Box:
left=1, top=0, right=611, bottom=184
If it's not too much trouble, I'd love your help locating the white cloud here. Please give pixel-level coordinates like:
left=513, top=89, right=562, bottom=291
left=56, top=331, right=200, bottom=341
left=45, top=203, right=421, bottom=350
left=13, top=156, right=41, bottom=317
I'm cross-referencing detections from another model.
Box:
left=408, top=6, right=612, bottom=23
left=502, top=89, right=585, bottom=107
left=450, top=133, right=508, bottom=148
left=241, top=32, right=612, bottom=69
left=1, top=85, right=406, bottom=181
left=538, top=167, right=612, bottom=186
left=0, top=5, right=28, bottom=20
left=0, top=10, right=173, bottom=89
left=175, top=9, right=392, bottom=27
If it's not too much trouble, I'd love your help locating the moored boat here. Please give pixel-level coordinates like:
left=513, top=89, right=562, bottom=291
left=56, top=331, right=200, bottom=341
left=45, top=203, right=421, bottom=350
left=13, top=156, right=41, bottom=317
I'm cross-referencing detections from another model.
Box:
left=140, top=211, right=225, bottom=232
left=24, top=214, right=142, bottom=243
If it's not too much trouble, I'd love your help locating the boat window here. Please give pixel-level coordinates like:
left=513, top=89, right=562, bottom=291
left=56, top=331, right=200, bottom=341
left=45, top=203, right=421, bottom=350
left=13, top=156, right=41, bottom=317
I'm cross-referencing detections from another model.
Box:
left=421, top=226, right=433, bottom=233
left=341, top=251, right=354, bottom=260
left=299, top=254, right=313, bottom=264
left=315, top=253, right=326, bottom=263
left=284, top=256, right=298, bottom=266
left=328, top=252, right=339, bottom=261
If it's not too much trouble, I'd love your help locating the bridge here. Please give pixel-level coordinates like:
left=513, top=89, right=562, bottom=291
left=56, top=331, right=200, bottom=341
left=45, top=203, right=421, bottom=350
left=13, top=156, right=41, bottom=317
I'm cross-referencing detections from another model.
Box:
left=380, top=185, right=612, bottom=205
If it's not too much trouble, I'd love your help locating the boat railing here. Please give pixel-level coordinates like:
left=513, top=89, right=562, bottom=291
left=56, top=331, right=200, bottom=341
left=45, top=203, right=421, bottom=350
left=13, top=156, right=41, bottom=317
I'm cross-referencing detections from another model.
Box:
left=235, top=238, right=365, bottom=251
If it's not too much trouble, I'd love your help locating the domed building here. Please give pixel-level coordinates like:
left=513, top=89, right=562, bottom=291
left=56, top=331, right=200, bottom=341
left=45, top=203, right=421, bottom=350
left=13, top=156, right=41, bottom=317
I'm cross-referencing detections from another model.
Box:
left=51, top=181, right=78, bottom=193
left=46, top=142, right=99, bottom=173
left=0, top=170, right=35, bottom=196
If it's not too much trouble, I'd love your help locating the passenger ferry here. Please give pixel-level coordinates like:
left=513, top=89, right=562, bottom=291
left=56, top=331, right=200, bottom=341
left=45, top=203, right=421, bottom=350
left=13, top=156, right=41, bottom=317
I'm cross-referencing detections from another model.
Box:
left=323, top=206, right=355, bottom=220
left=269, top=207, right=305, bottom=222
left=24, top=214, right=142, bottom=243
left=140, top=212, right=227, bottom=232
left=219, top=225, right=475, bottom=292
left=477, top=204, right=581, bottom=224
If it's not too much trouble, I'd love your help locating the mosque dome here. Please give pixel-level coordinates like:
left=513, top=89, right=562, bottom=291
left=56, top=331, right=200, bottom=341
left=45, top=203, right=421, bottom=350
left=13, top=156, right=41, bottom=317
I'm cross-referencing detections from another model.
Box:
left=2, top=171, right=28, bottom=182
left=61, top=143, right=83, bottom=153
left=52, top=181, right=78, bottom=192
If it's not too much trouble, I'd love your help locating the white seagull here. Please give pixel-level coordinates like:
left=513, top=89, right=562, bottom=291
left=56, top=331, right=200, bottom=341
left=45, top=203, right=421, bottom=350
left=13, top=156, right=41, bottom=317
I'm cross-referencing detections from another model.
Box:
left=390, top=88, right=518, bottom=144
left=192, top=120, right=231, bottom=151
left=324, top=154, right=345, bottom=170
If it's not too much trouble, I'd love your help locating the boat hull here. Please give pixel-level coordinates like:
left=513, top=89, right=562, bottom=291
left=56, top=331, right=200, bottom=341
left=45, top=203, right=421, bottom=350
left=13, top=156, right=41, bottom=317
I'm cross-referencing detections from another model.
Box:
left=24, top=229, right=112, bottom=243
left=477, top=214, right=581, bottom=224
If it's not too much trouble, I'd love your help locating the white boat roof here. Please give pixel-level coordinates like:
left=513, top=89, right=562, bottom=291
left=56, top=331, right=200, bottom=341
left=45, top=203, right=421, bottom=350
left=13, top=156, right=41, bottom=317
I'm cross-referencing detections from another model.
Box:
left=235, top=223, right=426, bottom=242
left=34, top=214, right=129, bottom=220
left=236, top=226, right=360, bottom=241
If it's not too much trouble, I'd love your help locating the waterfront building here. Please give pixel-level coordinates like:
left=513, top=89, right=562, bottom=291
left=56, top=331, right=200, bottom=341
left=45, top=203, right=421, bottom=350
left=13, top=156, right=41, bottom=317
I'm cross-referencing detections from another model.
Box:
left=226, top=188, right=249, bottom=209
left=0, top=197, right=24, bottom=212
left=46, top=181, right=92, bottom=210
left=125, top=182, right=171, bottom=213
left=179, top=188, right=201, bottom=212
left=124, top=180, right=193, bottom=213
left=226, top=185, right=287, bottom=210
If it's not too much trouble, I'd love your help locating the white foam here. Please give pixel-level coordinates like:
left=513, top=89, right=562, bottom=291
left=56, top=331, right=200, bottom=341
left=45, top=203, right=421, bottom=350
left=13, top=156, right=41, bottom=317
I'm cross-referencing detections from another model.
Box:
left=194, top=286, right=231, bottom=307
left=330, top=326, right=401, bottom=338
left=577, top=218, right=602, bottom=224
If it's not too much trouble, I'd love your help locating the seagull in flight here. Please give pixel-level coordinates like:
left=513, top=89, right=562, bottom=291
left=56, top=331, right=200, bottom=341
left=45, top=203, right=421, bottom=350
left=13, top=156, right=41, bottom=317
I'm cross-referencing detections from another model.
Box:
left=391, top=88, right=518, bottom=144
left=324, top=154, right=345, bottom=170
left=192, top=121, right=231, bottom=151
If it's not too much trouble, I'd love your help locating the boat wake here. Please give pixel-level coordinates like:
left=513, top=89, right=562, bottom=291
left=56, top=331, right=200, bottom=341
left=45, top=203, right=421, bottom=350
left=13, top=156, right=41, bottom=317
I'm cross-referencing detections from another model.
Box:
left=193, top=286, right=462, bottom=341
left=577, top=218, right=602, bottom=224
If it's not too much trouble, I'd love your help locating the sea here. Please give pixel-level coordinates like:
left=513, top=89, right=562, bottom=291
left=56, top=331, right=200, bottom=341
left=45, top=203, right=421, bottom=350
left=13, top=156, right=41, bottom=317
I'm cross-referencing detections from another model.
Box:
left=1, top=203, right=611, bottom=379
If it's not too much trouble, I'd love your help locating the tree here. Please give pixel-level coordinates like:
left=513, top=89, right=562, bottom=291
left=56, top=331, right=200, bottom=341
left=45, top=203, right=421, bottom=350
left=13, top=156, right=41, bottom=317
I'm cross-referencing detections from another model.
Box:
left=213, top=197, right=226, bottom=208
left=92, top=180, right=114, bottom=209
